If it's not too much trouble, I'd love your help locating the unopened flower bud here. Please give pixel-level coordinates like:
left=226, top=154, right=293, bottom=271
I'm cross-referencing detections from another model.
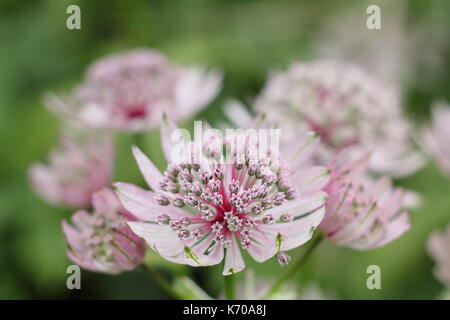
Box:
left=172, top=198, right=185, bottom=208
left=156, top=195, right=170, bottom=206
left=157, top=214, right=171, bottom=225
left=277, top=251, right=291, bottom=266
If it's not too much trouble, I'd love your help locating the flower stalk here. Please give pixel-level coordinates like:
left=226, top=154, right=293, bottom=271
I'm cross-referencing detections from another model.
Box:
left=141, top=263, right=183, bottom=300
left=224, top=274, right=236, bottom=300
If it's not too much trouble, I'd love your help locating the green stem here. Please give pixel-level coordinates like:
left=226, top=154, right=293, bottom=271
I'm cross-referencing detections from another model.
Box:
left=132, top=133, right=144, bottom=148
left=261, top=234, right=324, bottom=299
left=141, top=263, right=182, bottom=299
left=224, top=274, right=236, bottom=300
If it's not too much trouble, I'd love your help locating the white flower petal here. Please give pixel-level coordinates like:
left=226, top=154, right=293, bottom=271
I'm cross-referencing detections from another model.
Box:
left=290, top=166, right=331, bottom=194
left=132, top=145, right=164, bottom=192
left=223, top=235, right=245, bottom=275
left=264, top=192, right=328, bottom=219
left=114, top=182, right=184, bottom=221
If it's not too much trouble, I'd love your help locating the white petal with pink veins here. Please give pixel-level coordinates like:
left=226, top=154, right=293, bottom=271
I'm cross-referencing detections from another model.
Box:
left=131, top=146, right=165, bottom=192
left=290, top=166, right=331, bottom=194
left=248, top=206, right=325, bottom=262
left=262, top=206, right=326, bottom=252
left=282, top=131, right=320, bottom=173
left=128, top=222, right=223, bottom=267
left=223, top=236, right=245, bottom=275
left=264, top=192, right=328, bottom=219
left=114, top=182, right=184, bottom=221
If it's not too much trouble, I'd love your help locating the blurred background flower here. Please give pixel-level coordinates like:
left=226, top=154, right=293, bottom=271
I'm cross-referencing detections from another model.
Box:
left=427, top=225, right=450, bottom=288
left=253, top=60, right=424, bottom=177
left=62, top=187, right=146, bottom=274
left=422, top=102, right=450, bottom=176
left=45, top=49, right=221, bottom=131
left=0, top=0, right=449, bottom=299
left=28, top=131, right=113, bottom=208
left=321, top=151, right=410, bottom=250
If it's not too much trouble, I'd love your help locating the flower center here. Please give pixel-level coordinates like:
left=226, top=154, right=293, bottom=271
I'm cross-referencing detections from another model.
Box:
left=81, top=214, right=120, bottom=263
left=155, top=153, right=297, bottom=250
left=121, top=103, right=148, bottom=119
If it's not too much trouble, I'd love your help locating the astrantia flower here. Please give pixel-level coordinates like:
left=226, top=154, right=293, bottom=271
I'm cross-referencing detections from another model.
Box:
left=29, top=133, right=113, bottom=208
left=46, top=49, right=221, bottom=131
left=422, top=102, right=450, bottom=176
left=253, top=60, right=424, bottom=177
left=428, top=225, right=450, bottom=287
left=114, top=118, right=329, bottom=275
left=320, top=151, right=410, bottom=250
left=62, top=188, right=146, bottom=274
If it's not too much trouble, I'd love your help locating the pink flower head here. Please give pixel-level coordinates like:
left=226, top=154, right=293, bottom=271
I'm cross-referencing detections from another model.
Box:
left=428, top=225, right=450, bottom=287
left=29, top=133, right=113, bottom=208
left=114, top=118, right=329, bottom=275
left=320, top=150, right=410, bottom=250
left=45, top=49, right=221, bottom=131
left=422, top=102, right=450, bottom=176
left=62, top=188, right=146, bottom=274
left=253, top=59, right=424, bottom=177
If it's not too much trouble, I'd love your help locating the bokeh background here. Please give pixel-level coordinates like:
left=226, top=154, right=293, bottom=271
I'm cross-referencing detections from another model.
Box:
left=0, top=0, right=449, bottom=299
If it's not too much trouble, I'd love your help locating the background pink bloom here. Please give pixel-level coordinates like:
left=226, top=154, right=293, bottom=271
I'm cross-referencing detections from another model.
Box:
left=428, top=225, right=450, bottom=288
left=320, top=151, right=410, bottom=250
left=114, top=118, right=329, bottom=275
left=46, top=49, right=222, bottom=131
left=422, top=102, right=450, bottom=177
left=28, top=132, right=113, bottom=208
left=253, top=60, right=424, bottom=177
left=313, top=2, right=412, bottom=87
left=62, top=188, right=146, bottom=274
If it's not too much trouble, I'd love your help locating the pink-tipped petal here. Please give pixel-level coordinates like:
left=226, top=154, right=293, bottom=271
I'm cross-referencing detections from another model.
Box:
left=131, top=145, right=164, bottom=192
